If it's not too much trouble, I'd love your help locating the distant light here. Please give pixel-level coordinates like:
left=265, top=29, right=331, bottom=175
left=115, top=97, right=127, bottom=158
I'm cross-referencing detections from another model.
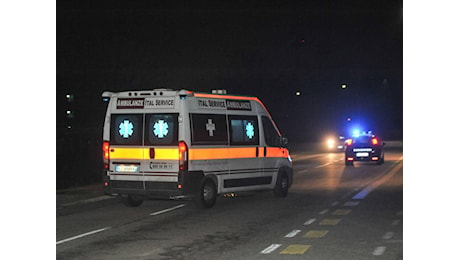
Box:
left=341, top=84, right=347, bottom=89
left=295, top=91, right=301, bottom=96
left=65, top=93, right=74, bottom=102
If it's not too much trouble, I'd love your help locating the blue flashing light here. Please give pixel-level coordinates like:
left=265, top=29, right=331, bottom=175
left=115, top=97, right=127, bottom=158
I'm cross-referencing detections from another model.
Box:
left=352, top=129, right=360, bottom=137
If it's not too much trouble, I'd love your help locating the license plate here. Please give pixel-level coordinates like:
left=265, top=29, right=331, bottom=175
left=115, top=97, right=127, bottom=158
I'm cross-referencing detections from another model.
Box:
left=115, top=165, right=139, bottom=172
left=356, top=152, right=369, bottom=157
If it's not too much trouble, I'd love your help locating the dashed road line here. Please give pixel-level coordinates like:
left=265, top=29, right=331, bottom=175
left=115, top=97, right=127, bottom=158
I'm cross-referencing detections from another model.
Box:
left=372, top=246, right=386, bottom=256
left=149, top=204, right=186, bottom=216
left=280, top=244, right=311, bottom=255
left=260, top=244, right=282, bottom=254
left=303, top=230, right=328, bottom=238
left=344, top=201, right=360, bottom=206
left=284, top=230, right=302, bottom=238
left=391, top=219, right=401, bottom=226
left=319, top=209, right=329, bottom=215
left=332, top=209, right=351, bottom=215
left=319, top=218, right=341, bottom=226
left=382, top=231, right=394, bottom=240
left=304, top=218, right=316, bottom=225
left=57, top=227, right=112, bottom=245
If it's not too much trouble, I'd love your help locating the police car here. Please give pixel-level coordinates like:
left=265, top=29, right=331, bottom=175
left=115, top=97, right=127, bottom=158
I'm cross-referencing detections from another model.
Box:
left=344, top=132, right=385, bottom=166
left=101, top=89, right=293, bottom=208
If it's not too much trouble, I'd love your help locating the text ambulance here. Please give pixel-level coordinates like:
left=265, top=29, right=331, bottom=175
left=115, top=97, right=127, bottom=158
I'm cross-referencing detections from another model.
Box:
left=102, top=89, right=293, bottom=208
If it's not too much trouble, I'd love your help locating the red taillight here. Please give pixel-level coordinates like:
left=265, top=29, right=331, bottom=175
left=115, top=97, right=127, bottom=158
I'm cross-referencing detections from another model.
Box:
left=103, top=141, right=110, bottom=160
left=371, top=137, right=379, bottom=145
left=179, top=141, right=188, bottom=171
left=345, top=139, right=353, bottom=146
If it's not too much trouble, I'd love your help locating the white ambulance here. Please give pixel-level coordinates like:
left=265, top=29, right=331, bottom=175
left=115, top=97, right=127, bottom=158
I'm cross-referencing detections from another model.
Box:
left=101, top=89, right=293, bottom=208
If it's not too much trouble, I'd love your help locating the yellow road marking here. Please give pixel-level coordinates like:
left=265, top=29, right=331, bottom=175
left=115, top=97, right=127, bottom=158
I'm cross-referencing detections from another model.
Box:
left=280, top=244, right=311, bottom=255
left=303, top=230, right=329, bottom=238
left=332, top=209, right=351, bottom=215
left=320, top=218, right=341, bottom=225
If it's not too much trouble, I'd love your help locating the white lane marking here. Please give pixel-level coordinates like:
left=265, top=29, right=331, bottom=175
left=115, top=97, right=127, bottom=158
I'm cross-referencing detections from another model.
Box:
left=150, top=204, right=186, bottom=216
left=261, top=244, right=282, bottom=254
left=284, top=230, right=302, bottom=238
left=304, top=218, right=316, bottom=225
left=57, top=227, right=111, bottom=245
left=372, top=246, right=386, bottom=256
left=353, top=161, right=403, bottom=200
left=314, top=163, right=330, bottom=168
left=298, top=169, right=309, bottom=174
left=319, top=209, right=328, bottom=215
left=383, top=232, right=394, bottom=240
left=344, top=201, right=360, bottom=206
left=391, top=220, right=401, bottom=226
left=61, top=196, right=113, bottom=207
left=331, top=201, right=339, bottom=207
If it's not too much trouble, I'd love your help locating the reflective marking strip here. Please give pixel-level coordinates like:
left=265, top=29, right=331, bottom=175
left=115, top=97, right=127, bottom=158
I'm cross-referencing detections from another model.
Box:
left=280, top=244, right=311, bottom=255
left=284, top=230, right=302, bottom=238
left=260, top=244, right=282, bottom=254
left=150, top=204, right=186, bottom=216
left=304, top=219, right=316, bottom=225
left=266, top=147, right=289, bottom=158
left=56, top=227, right=111, bottom=245
left=332, top=209, right=351, bottom=215
left=320, top=219, right=341, bottom=225
left=110, top=147, right=147, bottom=159
left=190, top=147, right=289, bottom=160
left=303, top=230, right=328, bottom=238
left=110, top=147, right=179, bottom=160
left=373, top=246, right=386, bottom=256
left=110, top=146, right=290, bottom=161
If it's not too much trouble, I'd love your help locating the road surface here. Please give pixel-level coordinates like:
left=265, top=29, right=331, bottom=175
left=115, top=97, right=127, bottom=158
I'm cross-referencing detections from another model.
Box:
left=57, top=141, right=403, bottom=259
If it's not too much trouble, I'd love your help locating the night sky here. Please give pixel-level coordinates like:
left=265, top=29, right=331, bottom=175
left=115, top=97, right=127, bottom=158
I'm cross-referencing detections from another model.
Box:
left=57, top=0, right=403, bottom=141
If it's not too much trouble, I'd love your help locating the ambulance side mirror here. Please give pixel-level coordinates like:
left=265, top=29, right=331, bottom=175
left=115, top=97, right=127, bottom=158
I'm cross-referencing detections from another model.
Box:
left=281, top=137, right=288, bottom=147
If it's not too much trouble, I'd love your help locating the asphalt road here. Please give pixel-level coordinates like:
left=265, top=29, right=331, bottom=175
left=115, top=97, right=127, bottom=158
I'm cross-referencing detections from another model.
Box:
left=56, top=141, right=403, bottom=259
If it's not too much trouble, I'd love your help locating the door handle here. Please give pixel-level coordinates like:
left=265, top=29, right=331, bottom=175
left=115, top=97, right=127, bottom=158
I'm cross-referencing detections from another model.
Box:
left=149, top=148, right=155, bottom=159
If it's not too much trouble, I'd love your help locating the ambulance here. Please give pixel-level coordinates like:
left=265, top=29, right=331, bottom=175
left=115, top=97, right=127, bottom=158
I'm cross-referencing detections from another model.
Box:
left=101, top=89, right=293, bottom=208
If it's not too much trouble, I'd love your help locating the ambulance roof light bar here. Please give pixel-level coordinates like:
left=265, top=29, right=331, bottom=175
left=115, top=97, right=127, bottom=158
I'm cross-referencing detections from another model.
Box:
left=102, top=91, right=114, bottom=102
left=212, top=89, right=227, bottom=95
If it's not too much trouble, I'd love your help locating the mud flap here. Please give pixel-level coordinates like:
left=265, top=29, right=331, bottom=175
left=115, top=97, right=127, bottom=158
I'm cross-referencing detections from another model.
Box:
left=180, top=171, right=204, bottom=195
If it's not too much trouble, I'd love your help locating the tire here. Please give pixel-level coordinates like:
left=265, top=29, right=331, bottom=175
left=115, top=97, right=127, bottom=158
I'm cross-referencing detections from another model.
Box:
left=345, top=160, right=354, bottom=166
left=377, top=153, right=385, bottom=165
left=274, top=171, right=289, bottom=198
left=194, top=179, right=217, bottom=209
left=121, top=195, right=143, bottom=207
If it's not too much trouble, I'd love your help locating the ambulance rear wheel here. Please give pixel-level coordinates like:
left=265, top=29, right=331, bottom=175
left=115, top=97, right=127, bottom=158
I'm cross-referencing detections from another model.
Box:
left=274, top=171, right=289, bottom=198
left=195, top=179, right=217, bottom=209
left=121, top=195, right=143, bottom=207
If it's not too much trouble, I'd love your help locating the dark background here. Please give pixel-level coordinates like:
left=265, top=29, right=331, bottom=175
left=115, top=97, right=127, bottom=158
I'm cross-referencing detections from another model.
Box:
left=56, top=0, right=403, bottom=188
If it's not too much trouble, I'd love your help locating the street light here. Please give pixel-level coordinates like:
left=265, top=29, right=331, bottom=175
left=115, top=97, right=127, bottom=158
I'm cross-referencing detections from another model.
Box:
left=341, top=84, right=347, bottom=89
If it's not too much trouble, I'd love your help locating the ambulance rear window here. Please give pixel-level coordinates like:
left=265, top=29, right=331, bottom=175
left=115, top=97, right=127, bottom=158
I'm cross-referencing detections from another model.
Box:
left=145, top=113, right=178, bottom=146
left=110, top=114, right=143, bottom=145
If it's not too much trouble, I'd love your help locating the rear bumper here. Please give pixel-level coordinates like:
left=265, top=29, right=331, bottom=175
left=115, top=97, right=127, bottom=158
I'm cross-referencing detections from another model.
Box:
left=102, top=170, right=204, bottom=199
left=345, top=148, right=382, bottom=161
